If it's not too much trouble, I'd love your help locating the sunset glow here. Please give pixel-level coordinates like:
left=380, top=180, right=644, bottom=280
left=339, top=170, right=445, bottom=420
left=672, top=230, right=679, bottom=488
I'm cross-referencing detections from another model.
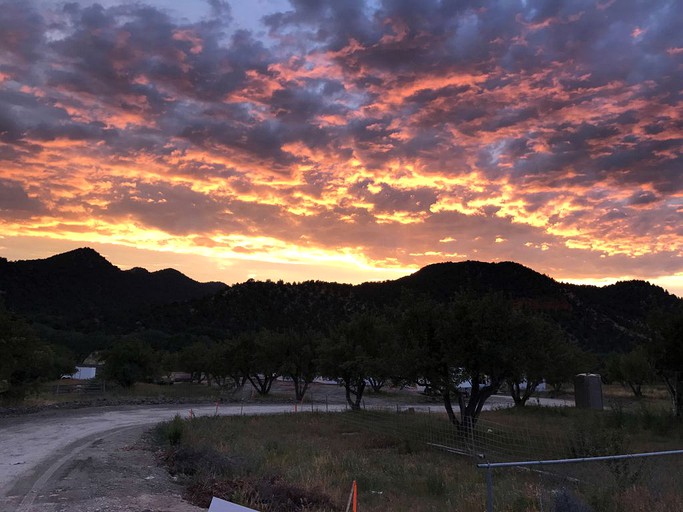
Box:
left=0, top=0, right=681, bottom=295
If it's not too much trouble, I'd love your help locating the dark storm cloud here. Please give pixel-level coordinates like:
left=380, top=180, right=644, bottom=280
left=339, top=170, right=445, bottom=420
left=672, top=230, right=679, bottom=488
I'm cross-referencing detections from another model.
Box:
left=372, top=184, right=438, bottom=213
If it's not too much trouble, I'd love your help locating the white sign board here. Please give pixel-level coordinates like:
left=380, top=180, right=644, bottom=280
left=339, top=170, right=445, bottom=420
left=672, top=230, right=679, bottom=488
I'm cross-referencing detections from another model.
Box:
left=208, top=497, right=259, bottom=512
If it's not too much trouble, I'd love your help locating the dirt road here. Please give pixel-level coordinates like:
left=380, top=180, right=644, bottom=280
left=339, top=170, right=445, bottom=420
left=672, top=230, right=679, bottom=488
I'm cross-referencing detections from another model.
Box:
left=0, top=392, right=571, bottom=511
left=0, top=403, right=340, bottom=512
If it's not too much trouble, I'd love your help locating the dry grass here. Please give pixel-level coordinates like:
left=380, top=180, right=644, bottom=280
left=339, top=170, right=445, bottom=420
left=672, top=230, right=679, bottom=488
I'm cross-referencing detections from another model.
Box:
left=157, top=413, right=485, bottom=511
left=155, top=407, right=683, bottom=512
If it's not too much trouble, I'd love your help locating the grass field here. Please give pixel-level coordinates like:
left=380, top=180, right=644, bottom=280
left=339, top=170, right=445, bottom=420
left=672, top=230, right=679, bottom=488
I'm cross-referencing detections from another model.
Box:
left=154, top=402, right=683, bottom=512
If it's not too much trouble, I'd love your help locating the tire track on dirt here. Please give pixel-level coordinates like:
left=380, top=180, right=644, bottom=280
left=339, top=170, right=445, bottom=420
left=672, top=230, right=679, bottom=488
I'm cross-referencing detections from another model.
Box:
left=14, top=424, right=143, bottom=512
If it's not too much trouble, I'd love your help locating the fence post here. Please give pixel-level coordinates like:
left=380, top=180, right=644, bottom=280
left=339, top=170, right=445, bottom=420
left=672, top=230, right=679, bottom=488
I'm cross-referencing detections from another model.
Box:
left=485, top=464, right=494, bottom=512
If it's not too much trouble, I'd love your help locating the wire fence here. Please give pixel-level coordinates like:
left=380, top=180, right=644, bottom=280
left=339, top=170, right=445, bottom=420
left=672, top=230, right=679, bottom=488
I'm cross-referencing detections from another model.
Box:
left=333, top=405, right=683, bottom=512
left=336, top=405, right=574, bottom=462
left=479, top=450, right=683, bottom=512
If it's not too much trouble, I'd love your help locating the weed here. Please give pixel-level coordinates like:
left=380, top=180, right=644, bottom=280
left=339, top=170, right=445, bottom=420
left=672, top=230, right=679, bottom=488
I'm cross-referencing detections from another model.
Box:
left=166, top=414, right=184, bottom=446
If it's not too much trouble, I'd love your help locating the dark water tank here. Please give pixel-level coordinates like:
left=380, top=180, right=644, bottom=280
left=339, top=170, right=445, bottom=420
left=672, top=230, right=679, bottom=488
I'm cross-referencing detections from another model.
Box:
left=574, top=373, right=603, bottom=410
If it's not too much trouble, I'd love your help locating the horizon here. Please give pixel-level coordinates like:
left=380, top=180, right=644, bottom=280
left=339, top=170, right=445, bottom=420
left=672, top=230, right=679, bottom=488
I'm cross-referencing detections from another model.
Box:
left=1, top=1, right=681, bottom=297
left=2, top=245, right=681, bottom=298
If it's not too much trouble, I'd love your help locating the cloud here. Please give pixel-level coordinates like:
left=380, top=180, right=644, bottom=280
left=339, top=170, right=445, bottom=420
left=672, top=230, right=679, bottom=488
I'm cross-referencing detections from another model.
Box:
left=0, top=0, right=681, bottom=289
left=97, top=180, right=234, bottom=235
left=0, top=179, right=45, bottom=218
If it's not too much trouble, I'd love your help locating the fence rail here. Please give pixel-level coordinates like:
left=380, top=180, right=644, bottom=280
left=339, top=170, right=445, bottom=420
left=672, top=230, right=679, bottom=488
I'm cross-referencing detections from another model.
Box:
left=477, top=450, right=683, bottom=512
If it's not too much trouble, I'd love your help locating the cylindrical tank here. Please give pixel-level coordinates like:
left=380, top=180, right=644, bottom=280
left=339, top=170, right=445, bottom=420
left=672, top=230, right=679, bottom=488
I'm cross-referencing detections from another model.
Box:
left=574, top=373, right=603, bottom=410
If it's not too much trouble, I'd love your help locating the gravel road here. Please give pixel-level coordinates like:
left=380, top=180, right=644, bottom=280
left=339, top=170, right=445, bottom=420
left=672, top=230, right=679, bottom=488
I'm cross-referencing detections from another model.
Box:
left=0, top=392, right=572, bottom=511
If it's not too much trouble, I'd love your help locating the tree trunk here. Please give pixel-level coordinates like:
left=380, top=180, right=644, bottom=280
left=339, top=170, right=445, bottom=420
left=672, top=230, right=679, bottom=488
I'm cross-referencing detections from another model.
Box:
left=247, top=373, right=277, bottom=395
left=662, top=372, right=682, bottom=417
left=550, top=382, right=563, bottom=397
left=230, top=374, right=246, bottom=389
left=627, top=381, right=642, bottom=398
left=344, top=378, right=365, bottom=410
left=508, top=380, right=523, bottom=406
left=508, top=379, right=540, bottom=407
left=443, top=388, right=459, bottom=427
left=458, top=376, right=503, bottom=432
left=368, top=377, right=385, bottom=393
left=291, top=375, right=310, bottom=402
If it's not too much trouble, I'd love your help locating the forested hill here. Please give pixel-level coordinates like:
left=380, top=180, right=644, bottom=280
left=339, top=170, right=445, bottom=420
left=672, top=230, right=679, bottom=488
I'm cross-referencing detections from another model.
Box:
left=0, top=248, right=226, bottom=329
left=140, top=260, right=681, bottom=354
left=357, top=261, right=681, bottom=352
left=355, top=261, right=564, bottom=305
left=1, top=250, right=680, bottom=355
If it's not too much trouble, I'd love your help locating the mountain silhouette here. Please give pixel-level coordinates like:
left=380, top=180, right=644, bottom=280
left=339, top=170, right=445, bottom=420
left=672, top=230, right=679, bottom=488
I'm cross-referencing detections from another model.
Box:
left=0, top=248, right=226, bottom=329
left=369, top=261, right=680, bottom=352
left=1, top=251, right=680, bottom=355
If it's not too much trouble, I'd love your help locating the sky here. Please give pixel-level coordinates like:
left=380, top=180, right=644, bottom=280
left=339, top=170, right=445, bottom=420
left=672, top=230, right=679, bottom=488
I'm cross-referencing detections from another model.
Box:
left=0, top=0, right=681, bottom=296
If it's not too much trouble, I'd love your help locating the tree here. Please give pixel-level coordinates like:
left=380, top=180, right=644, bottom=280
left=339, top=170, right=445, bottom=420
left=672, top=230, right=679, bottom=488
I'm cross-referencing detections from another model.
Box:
left=363, top=314, right=395, bottom=394
left=279, top=329, right=319, bottom=402
left=212, top=339, right=248, bottom=389
left=437, top=295, right=516, bottom=430
left=606, top=346, right=653, bottom=398
left=544, top=340, right=593, bottom=397
left=0, top=306, right=74, bottom=402
left=179, top=338, right=214, bottom=384
left=650, top=310, right=683, bottom=416
left=231, top=330, right=282, bottom=396
left=399, top=294, right=560, bottom=431
left=396, top=296, right=471, bottom=427
left=319, top=313, right=391, bottom=410
left=178, top=340, right=240, bottom=389
left=504, top=313, right=572, bottom=406
left=103, top=338, right=157, bottom=388
left=159, top=351, right=180, bottom=383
